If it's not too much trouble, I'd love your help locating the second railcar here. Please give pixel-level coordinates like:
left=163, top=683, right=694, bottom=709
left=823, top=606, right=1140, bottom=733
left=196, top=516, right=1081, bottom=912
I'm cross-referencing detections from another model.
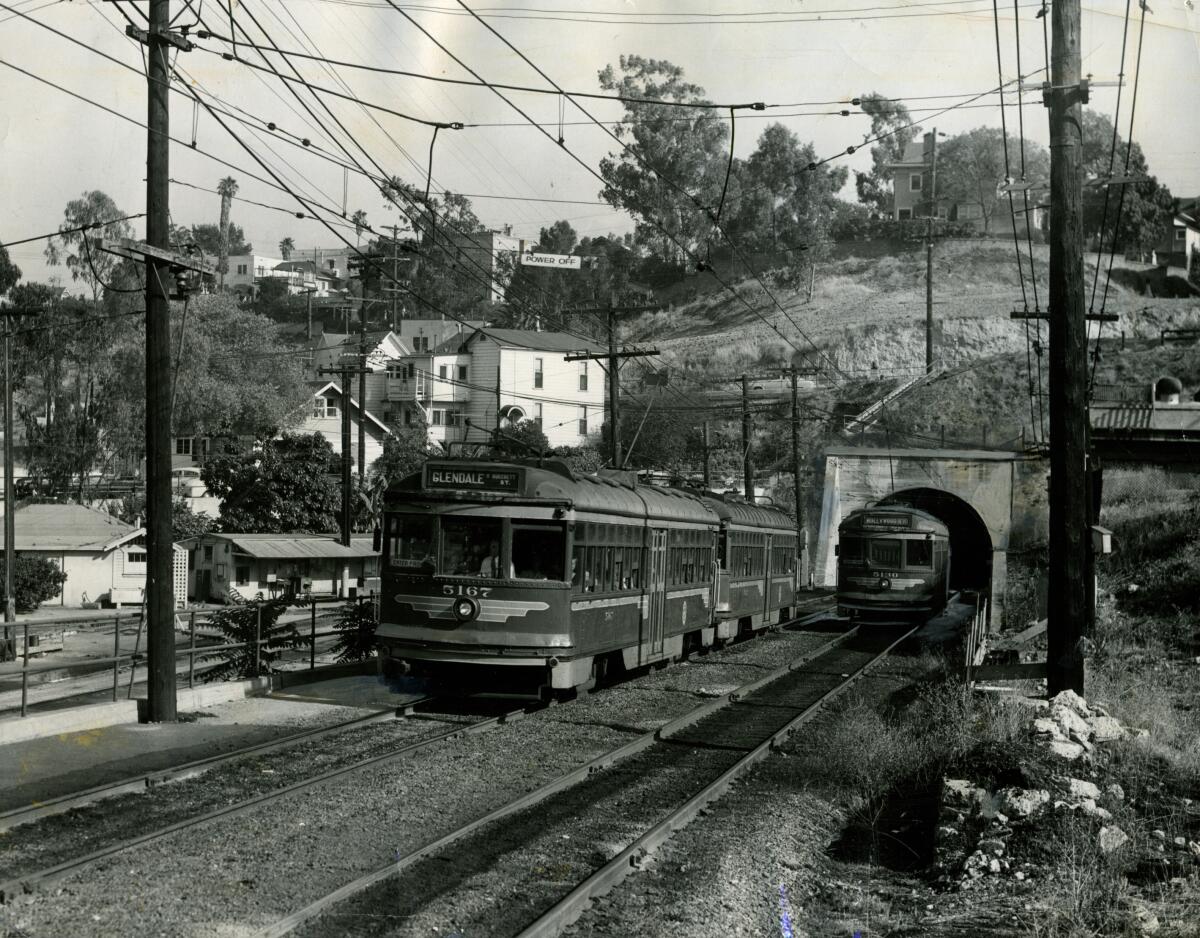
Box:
left=836, top=506, right=950, bottom=619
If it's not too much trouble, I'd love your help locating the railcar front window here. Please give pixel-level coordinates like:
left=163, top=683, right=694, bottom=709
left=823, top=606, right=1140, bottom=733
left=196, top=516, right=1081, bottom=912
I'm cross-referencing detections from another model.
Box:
left=906, top=539, right=933, bottom=568
left=442, top=517, right=504, bottom=576
left=869, top=538, right=902, bottom=567
left=512, top=523, right=566, bottom=581
left=387, top=515, right=435, bottom=569
left=840, top=536, right=863, bottom=562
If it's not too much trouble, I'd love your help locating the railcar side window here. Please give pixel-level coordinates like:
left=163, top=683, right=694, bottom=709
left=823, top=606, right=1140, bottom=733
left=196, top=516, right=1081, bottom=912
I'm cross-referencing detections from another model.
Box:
left=442, top=517, right=504, bottom=576
left=512, top=523, right=566, bottom=581
left=906, top=539, right=933, bottom=568
left=869, top=538, right=902, bottom=567
left=387, top=514, right=435, bottom=569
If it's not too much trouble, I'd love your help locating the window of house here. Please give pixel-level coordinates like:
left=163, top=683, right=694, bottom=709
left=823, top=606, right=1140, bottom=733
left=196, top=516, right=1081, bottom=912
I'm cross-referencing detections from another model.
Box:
left=448, top=412, right=464, bottom=427
left=534, top=403, right=543, bottom=428
left=898, top=208, right=912, bottom=220
left=432, top=410, right=445, bottom=426
left=204, top=545, right=213, bottom=562
left=175, top=437, right=192, bottom=456
left=387, top=363, right=405, bottom=380
left=910, top=174, right=923, bottom=191
left=414, top=336, right=429, bottom=352
left=534, top=357, right=544, bottom=388
left=235, top=564, right=251, bottom=586
left=312, top=398, right=338, bottom=419
left=578, top=405, right=588, bottom=436
left=237, top=264, right=247, bottom=275
left=579, top=362, right=588, bottom=391
left=458, top=364, right=468, bottom=382
left=439, top=364, right=448, bottom=379
left=127, top=550, right=146, bottom=566
left=1176, top=228, right=1187, bottom=241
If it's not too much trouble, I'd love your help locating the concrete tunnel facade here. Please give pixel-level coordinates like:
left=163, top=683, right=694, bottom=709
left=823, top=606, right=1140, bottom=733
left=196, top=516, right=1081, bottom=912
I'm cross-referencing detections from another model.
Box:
left=814, top=447, right=1049, bottom=630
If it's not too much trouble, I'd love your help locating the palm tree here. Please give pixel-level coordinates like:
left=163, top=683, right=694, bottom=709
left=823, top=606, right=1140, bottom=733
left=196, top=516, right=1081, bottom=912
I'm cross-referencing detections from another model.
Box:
left=216, top=176, right=239, bottom=289
left=351, top=210, right=368, bottom=247
left=279, top=237, right=295, bottom=260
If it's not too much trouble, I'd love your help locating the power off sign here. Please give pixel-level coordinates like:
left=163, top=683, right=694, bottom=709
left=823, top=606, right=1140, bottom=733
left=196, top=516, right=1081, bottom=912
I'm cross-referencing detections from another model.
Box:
left=519, top=251, right=582, bottom=270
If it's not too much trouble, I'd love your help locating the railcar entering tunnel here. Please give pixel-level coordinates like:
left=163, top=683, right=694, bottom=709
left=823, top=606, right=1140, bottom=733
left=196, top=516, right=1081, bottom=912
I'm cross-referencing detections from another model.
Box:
left=877, top=488, right=993, bottom=595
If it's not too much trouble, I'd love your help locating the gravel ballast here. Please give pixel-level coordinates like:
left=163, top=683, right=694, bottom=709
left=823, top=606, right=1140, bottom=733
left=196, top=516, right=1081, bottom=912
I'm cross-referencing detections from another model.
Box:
left=0, top=624, right=842, bottom=937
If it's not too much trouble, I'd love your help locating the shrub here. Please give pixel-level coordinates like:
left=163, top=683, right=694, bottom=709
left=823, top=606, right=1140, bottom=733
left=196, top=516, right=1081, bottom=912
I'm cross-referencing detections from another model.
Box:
left=1, top=556, right=69, bottom=612
left=200, top=598, right=302, bottom=681
left=331, top=599, right=378, bottom=663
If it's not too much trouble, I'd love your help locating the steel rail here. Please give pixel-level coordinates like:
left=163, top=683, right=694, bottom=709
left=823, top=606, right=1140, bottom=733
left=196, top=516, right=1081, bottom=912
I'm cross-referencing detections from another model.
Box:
left=257, top=622, right=858, bottom=938
left=0, top=696, right=521, bottom=902
left=0, top=700, right=427, bottom=833
left=515, top=626, right=918, bottom=938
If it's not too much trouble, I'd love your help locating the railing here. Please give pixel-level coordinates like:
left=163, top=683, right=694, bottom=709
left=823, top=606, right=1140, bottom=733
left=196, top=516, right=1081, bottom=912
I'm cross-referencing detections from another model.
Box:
left=963, top=591, right=990, bottom=685
left=1, top=594, right=378, bottom=718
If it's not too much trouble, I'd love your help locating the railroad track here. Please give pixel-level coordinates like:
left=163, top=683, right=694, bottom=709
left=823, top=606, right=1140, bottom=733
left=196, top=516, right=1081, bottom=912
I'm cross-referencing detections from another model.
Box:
left=0, top=694, right=524, bottom=901
left=256, top=622, right=907, bottom=938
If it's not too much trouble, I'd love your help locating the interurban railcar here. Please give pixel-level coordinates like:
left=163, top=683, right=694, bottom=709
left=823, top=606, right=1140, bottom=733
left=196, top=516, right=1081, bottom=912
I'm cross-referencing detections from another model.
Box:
left=836, top=505, right=950, bottom=620
left=375, top=458, right=799, bottom=696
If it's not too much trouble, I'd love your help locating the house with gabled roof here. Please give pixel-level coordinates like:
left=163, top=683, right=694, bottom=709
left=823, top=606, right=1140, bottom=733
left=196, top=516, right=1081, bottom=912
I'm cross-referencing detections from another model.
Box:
left=14, top=503, right=187, bottom=608
left=298, top=380, right=393, bottom=472
left=383, top=327, right=606, bottom=450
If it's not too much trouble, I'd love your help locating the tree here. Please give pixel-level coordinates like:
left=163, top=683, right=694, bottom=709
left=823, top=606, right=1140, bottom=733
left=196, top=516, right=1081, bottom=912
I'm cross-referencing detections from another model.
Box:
left=733, top=123, right=848, bottom=254
left=351, top=209, right=369, bottom=246
left=0, top=245, right=20, bottom=296
left=372, top=413, right=430, bottom=488
left=0, top=556, right=68, bottom=612
left=216, top=176, right=239, bottom=287
left=279, top=237, right=295, bottom=260
left=199, top=598, right=301, bottom=681
left=854, top=94, right=918, bottom=216
left=493, top=418, right=549, bottom=458
left=189, top=223, right=251, bottom=258
left=597, top=56, right=729, bottom=261
left=200, top=432, right=340, bottom=534
left=101, top=295, right=311, bottom=460
left=113, top=493, right=216, bottom=541
left=936, top=126, right=1049, bottom=234
left=1080, top=110, right=1174, bottom=256
left=44, top=191, right=134, bottom=301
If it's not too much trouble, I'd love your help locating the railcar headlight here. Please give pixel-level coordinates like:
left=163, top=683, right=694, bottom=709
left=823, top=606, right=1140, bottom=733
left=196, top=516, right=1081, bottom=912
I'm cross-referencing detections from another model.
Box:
left=452, top=596, right=480, bottom=622
left=878, top=578, right=891, bottom=590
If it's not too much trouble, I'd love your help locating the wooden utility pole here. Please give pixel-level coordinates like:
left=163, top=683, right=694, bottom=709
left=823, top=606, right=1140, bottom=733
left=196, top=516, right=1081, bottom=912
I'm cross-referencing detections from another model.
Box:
left=789, top=369, right=807, bottom=582
left=142, top=0, right=185, bottom=723
left=701, top=421, right=711, bottom=490
left=563, top=293, right=659, bottom=468
left=741, top=374, right=754, bottom=504
left=926, top=127, right=938, bottom=374
left=2, top=310, right=35, bottom=626
left=358, top=303, right=368, bottom=481
left=1046, top=0, right=1087, bottom=695
left=390, top=224, right=400, bottom=331
left=319, top=364, right=370, bottom=547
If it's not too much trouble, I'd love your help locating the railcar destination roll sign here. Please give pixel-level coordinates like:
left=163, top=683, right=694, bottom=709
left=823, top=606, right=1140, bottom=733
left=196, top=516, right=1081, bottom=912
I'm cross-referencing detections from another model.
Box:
left=861, top=513, right=911, bottom=529
left=426, top=464, right=521, bottom=493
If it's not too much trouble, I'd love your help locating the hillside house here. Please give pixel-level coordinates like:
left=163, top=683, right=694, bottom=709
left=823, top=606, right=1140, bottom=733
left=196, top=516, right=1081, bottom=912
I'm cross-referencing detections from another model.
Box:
left=298, top=381, right=392, bottom=471
left=886, top=136, right=940, bottom=221
left=386, top=328, right=606, bottom=449
left=15, top=503, right=187, bottom=608
left=186, top=532, right=379, bottom=602
left=1156, top=208, right=1200, bottom=270
left=225, top=253, right=284, bottom=296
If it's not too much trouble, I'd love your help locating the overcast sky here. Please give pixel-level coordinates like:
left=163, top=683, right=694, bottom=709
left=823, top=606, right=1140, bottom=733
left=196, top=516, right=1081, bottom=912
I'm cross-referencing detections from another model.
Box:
left=2, top=0, right=1198, bottom=289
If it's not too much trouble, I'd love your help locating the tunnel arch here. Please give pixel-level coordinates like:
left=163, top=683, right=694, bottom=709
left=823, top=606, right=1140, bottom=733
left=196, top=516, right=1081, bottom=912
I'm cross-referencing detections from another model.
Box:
left=876, top=487, right=993, bottom=593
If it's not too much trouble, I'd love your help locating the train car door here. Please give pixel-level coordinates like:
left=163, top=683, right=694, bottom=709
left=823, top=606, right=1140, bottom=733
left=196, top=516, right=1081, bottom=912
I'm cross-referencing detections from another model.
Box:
left=647, top=529, right=668, bottom=658
left=762, top=533, right=773, bottom=624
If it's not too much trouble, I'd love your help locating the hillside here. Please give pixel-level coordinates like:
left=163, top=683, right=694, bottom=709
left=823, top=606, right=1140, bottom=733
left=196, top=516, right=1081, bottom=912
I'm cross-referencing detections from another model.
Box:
left=630, top=241, right=1199, bottom=379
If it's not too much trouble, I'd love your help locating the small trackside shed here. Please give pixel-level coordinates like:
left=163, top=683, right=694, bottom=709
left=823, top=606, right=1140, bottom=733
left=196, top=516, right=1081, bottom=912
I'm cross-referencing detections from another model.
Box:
left=186, top=532, right=380, bottom=602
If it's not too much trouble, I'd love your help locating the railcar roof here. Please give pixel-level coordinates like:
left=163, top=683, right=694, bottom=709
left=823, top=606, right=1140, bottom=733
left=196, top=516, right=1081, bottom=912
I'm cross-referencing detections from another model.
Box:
left=695, top=491, right=796, bottom=531
left=389, top=460, right=718, bottom=525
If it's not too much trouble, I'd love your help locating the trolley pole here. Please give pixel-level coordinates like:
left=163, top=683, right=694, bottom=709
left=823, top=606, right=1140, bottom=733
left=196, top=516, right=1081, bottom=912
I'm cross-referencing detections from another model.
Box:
left=1046, top=0, right=1087, bottom=695
left=358, top=302, right=368, bottom=482
left=741, top=374, right=754, bottom=504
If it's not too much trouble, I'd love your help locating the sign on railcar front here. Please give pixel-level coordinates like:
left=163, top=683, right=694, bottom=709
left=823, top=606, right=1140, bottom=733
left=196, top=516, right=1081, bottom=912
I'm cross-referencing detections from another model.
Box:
left=424, top=463, right=523, bottom=494
left=860, top=512, right=912, bottom=530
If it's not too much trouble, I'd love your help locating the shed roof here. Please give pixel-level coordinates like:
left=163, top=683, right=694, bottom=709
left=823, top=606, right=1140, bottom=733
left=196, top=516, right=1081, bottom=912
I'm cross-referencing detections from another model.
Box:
left=15, top=503, right=143, bottom=552
left=202, top=533, right=378, bottom=559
